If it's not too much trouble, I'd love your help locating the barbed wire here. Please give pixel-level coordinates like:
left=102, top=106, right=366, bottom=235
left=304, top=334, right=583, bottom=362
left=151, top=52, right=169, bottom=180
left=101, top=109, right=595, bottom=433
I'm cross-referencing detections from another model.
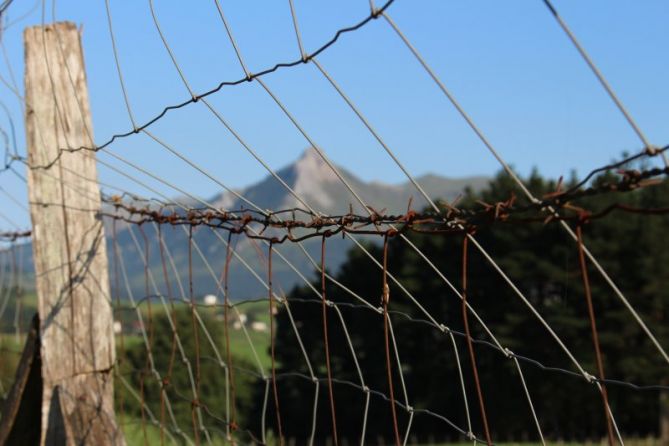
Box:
left=2, top=138, right=666, bottom=443
left=90, top=161, right=669, bottom=246
left=0, top=0, right=397, bottom=173
left=0, top=229, right=29, bottom=242
left=0, top=0, right=667, bottom=443
left=6, top=144, right=662, bottom=245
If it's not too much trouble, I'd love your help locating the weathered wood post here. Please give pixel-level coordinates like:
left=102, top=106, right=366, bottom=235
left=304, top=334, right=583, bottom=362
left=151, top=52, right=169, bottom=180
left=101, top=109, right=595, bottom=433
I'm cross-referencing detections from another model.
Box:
left=24, top=22, right=122, bottom=445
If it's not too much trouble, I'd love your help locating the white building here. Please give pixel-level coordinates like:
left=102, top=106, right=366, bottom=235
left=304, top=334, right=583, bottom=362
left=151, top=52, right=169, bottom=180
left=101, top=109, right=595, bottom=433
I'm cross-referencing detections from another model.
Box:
left=203, top=294, right=218, bottom=306
left=251, top=321, right=268, bottom=332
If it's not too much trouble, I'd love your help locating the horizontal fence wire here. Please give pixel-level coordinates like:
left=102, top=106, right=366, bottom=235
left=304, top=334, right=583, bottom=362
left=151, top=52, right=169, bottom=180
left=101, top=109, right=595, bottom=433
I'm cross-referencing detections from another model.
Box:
left=0, top=0, right=667, bottom=444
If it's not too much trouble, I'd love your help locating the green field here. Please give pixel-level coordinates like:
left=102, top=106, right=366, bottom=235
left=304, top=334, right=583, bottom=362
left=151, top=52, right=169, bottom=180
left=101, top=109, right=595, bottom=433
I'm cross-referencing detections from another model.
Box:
left=114, top=298, right=271, bottom=369
left=1, top=294, right=272, bottom=442
left=5, top=297, right=662, bottom=445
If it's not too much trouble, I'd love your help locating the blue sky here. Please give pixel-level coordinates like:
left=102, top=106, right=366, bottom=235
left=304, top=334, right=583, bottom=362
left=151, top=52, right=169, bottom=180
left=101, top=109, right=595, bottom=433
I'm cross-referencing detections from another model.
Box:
left=0, top=0, right=668, bottom=229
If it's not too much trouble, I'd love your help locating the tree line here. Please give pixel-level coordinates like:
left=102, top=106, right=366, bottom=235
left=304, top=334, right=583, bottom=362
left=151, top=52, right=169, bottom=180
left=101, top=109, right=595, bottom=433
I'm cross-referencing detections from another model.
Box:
left=122, top=166, right=669, bottom=444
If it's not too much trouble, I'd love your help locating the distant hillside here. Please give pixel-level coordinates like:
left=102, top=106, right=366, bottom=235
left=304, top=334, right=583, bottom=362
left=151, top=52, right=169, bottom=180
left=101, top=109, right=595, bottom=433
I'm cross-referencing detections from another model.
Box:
left=19, top=148, right=488, bottom=300
left=209, top=148, right=487, bottom=215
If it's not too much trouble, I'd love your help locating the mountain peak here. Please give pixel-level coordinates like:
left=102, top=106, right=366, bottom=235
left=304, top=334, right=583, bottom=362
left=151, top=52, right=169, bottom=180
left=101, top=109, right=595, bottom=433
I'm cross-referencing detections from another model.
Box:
left=298, top=146, right=321, bottom=160
left=288, top=147, right=339, bottom=208
left=210, top=148, right=488, bottom=216
left=295, top=147, right=332, bottom=173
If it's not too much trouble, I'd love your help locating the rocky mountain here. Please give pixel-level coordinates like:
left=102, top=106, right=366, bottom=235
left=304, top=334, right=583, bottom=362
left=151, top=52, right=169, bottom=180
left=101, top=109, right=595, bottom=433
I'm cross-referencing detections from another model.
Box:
left=20, top=148, right=488, bottom=300
left=210, top=148, right=486, bottom=215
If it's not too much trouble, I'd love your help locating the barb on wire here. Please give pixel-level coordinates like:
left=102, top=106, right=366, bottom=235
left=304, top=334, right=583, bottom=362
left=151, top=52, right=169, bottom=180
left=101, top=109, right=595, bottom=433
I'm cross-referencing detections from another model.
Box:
left=95, top=162, right=669, bottom=245
left=2, top=2, right=667, bottom=444
left=14, top=0, right=397, bottom=172
left=0, top=229, right=30, bottom=242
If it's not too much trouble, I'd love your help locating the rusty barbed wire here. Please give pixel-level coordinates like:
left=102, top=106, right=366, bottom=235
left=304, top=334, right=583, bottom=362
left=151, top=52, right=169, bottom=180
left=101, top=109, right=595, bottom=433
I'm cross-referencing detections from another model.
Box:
left=93, top=164, right=669, bottom=246
left=2, top=144, right=666, bottom=249
left=0, top=229, right=30, bottom=242
left=0, top=0, right=397, bottom=173
left=0, top=0, right=666, bottom=442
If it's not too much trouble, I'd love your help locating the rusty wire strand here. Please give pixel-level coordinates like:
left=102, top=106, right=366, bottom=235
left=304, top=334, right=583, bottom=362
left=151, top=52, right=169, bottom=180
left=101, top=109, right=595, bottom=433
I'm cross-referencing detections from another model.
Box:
left=188, top=226, right=203, bottom=446
left=138, top=225, right=153, bottom=445
left=111, top=219, right=127, bottom=439
left=267, top=242, right=284, bottom=445
left=2, top=147, right=665, bottom=245
left=80, top=164, right=669, bottom=248
left=1, top=2, right=667, bottom=442
left=576, top=224, right=616, bottom=446
left=461, top=234, right=492, bottom=445
left=157, top=224, right=175, bottom=446
left=116, top=360, right=482, bottom=444
left=381, top=234, right=402, bottom=446
left=222, top=231, right=238, bottom=438
left=321, top=236, right=339, bottom=446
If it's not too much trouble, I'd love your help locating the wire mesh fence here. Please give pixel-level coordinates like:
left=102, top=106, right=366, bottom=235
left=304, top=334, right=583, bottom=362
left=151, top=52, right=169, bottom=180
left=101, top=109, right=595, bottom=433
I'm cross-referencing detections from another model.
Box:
left=0, top=0, right=668, bottom=445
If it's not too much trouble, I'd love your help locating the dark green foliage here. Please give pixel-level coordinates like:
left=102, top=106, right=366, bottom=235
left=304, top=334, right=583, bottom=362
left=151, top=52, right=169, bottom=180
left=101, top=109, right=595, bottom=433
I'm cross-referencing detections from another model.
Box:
left=120, top=306, right=257, bottom=443
left=257, top=168, right=669, bottom=443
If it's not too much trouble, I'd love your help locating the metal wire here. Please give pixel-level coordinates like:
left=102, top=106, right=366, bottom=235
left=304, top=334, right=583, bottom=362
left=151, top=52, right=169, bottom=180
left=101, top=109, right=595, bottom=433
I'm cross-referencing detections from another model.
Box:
left=1, top=2, right=667, bottom=444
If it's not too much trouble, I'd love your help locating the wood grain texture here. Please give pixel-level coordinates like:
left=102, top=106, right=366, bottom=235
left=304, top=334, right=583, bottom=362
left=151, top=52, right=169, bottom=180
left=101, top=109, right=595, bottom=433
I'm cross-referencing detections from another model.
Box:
left=24, top=22, right=122, bottom=445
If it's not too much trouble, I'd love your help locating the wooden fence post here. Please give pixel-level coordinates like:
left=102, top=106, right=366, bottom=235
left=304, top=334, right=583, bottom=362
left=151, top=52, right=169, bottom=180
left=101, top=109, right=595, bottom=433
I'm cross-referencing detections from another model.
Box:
left=24, top=22, right=122, bottom=445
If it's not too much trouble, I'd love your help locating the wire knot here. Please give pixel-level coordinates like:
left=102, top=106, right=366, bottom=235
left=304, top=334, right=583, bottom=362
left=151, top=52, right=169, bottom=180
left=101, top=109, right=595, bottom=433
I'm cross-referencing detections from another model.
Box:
left=583, top=372, right=596, bottom=383
left=381, top=283, right=390, bottom=306
left=645, top=145, right=658, bottom=156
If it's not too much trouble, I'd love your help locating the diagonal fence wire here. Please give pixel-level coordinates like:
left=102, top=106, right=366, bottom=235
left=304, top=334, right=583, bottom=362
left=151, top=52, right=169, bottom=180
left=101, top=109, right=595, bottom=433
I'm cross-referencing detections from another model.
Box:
left=0, top=1, right=667, bottom=444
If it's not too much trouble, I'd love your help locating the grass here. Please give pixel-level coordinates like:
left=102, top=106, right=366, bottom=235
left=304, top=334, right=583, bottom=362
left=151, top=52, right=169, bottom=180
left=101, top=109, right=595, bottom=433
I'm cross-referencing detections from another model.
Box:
left=120, top=417, right=167, bottom=445
left=117, top=430, right=664, bottom=446
left=438, top=443, right=658, bottom=446
left=22, top=297, right=659, bottom=446
left=0, top=333, right=23, bottom=396
left=114, top=298, right=271, bottom=370
left=227, top=327, right=270, bottom=371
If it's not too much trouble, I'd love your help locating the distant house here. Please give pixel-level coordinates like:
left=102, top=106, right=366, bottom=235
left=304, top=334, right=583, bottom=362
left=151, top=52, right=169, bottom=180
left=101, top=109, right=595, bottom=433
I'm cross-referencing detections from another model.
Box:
left=203, top=294, right=217, bottom=306
left=232, top=313, right=248, bottom=330
left=131, top=320, right=144, bottom=335
left=250, top=321, right=268, bottom=332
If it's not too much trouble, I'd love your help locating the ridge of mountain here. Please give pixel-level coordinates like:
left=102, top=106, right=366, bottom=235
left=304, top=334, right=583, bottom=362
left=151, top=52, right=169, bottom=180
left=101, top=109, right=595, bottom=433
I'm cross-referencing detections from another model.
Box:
left=209, top=148, right=488, bottom=215
left=23, top=148, right=490, bottom=300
